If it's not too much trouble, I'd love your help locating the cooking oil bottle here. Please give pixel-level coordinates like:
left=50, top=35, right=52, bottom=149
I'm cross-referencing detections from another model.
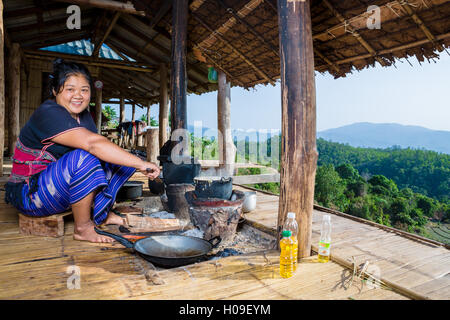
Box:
left=279, top=230, right=295, bottom=278
left=284, top=212, right=298, bottom=271
left=318, top=215, right=331, bottom=263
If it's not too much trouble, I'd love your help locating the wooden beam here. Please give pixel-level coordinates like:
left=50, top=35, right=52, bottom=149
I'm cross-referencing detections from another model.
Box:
left=0, top=0, right=5, bottom=176
left=92, top=11, right=121, bottom=57
left=263, top=1, right=340, bottom=73
left=277, top=0, right=318, bottom=258
left=95, top=83, right=103, bottom=134
left=217, top=0, right=278, bottom=56
left=52, top=0, right=145, bottom=16
left=400, top=1, right=444, bottom=51
left=322, top=0, right=386, bottom=66
left=315, top=31, right=450, bottom=70
left=170, top=0, right=188, bottom=131
left=8, top=43, right=21, bottom=156
left=191, top=12, right=274, bottom=85
left=159, top=63, right=169, bottom=149
left=24, top=50, right=156, bottom=72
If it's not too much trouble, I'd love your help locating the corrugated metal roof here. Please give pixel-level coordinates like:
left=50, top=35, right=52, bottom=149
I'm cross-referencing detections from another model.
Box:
left=40, top=39, right=135, bottom=61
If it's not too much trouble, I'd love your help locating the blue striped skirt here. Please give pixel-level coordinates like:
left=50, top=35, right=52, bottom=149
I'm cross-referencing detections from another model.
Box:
left=14, top=149, right=135, bottom=225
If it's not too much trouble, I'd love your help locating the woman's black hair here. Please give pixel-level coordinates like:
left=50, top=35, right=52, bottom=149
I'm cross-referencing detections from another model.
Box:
left=47, top=58, right=93, bottom=99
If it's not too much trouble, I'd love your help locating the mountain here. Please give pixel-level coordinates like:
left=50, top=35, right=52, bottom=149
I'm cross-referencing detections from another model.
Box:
left=318, top=123, right=450, bottom=154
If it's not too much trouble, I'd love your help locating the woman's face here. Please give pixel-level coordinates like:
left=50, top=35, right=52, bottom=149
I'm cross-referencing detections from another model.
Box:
left=54, top=73, right=91, bottom=117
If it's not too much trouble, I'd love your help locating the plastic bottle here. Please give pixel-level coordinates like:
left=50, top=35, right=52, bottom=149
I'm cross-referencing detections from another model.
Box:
left=284, top=212, right=298, bottom=271
left=318, top=215, right=332, bottom=263
left=279, top=230, right=295, bottom=278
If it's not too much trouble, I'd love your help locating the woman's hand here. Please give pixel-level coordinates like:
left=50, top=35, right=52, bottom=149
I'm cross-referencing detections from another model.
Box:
left=138, top=161, right=160, bottom=180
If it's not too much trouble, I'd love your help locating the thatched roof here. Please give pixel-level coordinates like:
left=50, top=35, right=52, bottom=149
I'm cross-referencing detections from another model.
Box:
left=4, top=0, right=450, bottom=105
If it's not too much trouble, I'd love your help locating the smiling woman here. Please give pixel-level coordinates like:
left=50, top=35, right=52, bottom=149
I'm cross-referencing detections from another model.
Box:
left=4, top=58, right=160, bottom=243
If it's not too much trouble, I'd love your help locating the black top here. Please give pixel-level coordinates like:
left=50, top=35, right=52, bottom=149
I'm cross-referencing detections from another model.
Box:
left=4, top=100, right=97, bottom=207
left=19, top=99, right=97, bottom=159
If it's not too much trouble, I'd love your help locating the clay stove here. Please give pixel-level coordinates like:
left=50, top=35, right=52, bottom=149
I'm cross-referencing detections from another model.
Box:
left=185, top=190, right=245, bottom=244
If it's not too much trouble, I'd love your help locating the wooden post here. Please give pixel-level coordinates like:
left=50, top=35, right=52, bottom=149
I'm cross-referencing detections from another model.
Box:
left=8, top=43, right=20, bottom=156
left=119, top=96, right=125, bottom=123
left=170, top=0, right=188, bottom=132
left=217, top=71, right=234, bottom=176
left=131, top=103, right=136, bottom=148
left=95, top=87, right=102, bottom=134
left=146, top=128, right=159, bottom=166
left=277, top=0, right=318, bottom=259
left=146, top=104, right=151, bottom=126
left=0, top=0, right=5, bottom=176
left=118, top=96, right=125, bottom=147
left=159, top=63, right=169, bottom=149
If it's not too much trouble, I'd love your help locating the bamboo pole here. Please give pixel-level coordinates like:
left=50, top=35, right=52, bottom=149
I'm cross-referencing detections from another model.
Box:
left=170, top=0, right=188, bottom=132
left=159, top=63, right=169, bottom=149
left=131, top=103, right=136, bottom=148
left=0, top=0, right=4, bottom=176
left=8, top=43, right=21, bottom=156
left=277, top=0, right=318, bottom=258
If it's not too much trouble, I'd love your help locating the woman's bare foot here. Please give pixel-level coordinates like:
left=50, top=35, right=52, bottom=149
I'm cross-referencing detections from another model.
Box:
left=104, top=212, right=125, bottom=226
left=73, top=220, right=114, bottom=243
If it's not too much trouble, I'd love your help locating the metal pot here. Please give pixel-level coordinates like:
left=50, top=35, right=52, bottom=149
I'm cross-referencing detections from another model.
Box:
left=193, top=176, right=233, bottom=200
left=117, top=181, right=144, bottom=200
left=94, top=227, right=221, bottom=268
left=148, top=177, right=165, bottom=195
left=162, top=159, right=201, bottom=185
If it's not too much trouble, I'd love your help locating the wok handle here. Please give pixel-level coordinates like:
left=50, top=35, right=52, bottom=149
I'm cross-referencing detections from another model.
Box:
left=208, top=236, right=222, bottom=249
left=94, top=227, right=135, bottom=249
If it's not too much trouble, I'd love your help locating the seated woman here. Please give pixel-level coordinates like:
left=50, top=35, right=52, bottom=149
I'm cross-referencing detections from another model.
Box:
left=4, top=58, right=160, bottom=243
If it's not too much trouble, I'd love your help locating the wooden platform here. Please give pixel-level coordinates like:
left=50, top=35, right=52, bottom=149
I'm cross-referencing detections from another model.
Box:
left=0, top=167, right=443, bottom=300
left=234, top=186, right=450, bottom=300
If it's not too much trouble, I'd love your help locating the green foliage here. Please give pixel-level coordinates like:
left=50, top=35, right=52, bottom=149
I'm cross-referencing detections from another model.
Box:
left=317, top=138, right=450, bottom=203
left=102, top=105, right=118, bottom=128
left=315, top=164, right=347, bottom=211
left=139, top=114, right=159, bottom=126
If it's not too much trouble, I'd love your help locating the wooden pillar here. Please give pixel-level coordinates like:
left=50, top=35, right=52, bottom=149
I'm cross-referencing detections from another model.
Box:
left=217, top=71, right=234, bottom=176
left=0, top=0, right=4, bottom=176
left=131, top=103, right=136, bottom=148
left=146, top=128, right=159, bottom=165
left=119, top=96, right=125, bottom=123
left=118, top=96, right=125, bottom=147
left=146, top=104, right=151, bottom=126
left=159, top=63, right=169, bottom=149
left=8, top=43, right=20, bottom=156
left=95, top=86, right=102, bottom=134
left=170, top=0, right=188, bottom=132
left=277, top=0, right=318, bottom=258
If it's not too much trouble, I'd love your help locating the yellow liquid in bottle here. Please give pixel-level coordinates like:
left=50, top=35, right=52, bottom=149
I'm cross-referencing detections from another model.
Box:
left=291, top=236, right=298, bottom=271
left=317, top=241, right=330, bottom=263
left=280, top=237, right=295, bottom=278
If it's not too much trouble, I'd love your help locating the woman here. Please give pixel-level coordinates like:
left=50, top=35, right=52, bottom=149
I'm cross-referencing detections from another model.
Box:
left=4, top=59, right=160, bottom=243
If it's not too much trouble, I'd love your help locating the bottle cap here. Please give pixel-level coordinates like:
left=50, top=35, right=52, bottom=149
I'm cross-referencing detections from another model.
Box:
left=282, top=230, right=292, bottom=238
left=287, top=212, right=295, bottom=219
left=323, top=215, right=331, bottom=221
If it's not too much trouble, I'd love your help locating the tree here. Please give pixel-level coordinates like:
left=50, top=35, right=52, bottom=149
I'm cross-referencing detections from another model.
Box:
left=315, top=164, right=347, bottom=211
left=336, top=163, right=360, bottom=181
left=139, top=114, right=159, bottom=126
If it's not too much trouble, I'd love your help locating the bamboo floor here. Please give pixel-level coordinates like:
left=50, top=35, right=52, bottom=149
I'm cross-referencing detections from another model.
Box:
left=0, top=163, right=431, bottom=300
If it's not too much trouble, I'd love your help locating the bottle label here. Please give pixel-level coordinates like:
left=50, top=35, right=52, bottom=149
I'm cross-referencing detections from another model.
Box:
left=319, top=241, right=330, bottom=256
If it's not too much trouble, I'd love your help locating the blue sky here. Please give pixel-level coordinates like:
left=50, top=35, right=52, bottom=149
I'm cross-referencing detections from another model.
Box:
left=116, top=51, right=450, bottom=133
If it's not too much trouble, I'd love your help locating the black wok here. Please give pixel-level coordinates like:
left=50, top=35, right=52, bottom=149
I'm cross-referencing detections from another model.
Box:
left=94, top=227, right=221, bottom=268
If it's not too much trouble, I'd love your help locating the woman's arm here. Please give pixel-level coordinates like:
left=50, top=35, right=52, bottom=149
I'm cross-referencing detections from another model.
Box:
left=51, top=127, right=160, bottom=179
